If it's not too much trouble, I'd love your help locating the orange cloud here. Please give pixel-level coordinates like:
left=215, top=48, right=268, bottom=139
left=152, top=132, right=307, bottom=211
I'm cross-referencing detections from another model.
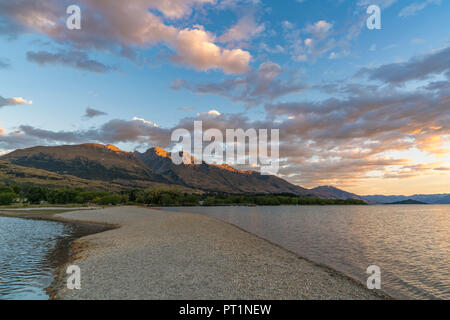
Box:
left=171, top=27, right=251, bottom=73
left=3, top=0, right=250, bottom=74
left=0, top=96, right=33, bottom=108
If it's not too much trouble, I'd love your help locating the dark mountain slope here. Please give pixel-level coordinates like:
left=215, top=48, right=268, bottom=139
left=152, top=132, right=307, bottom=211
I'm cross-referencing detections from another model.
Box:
left=136, top=147, right=316, bottom=195
left=1, top=144, right=167, bottom=183
left=1, top=144, right=359, bottom=197
left=0, top=160, right=121, bottom=191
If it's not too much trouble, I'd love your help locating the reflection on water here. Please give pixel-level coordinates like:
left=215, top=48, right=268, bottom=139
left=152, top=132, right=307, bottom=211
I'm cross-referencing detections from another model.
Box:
left=166, top=205, right=450, bottom=299
left=0, top=217, right=71, bottom=300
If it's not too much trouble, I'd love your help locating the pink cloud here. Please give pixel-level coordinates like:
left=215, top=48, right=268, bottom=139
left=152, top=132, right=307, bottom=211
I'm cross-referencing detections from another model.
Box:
left=1, top=0, right=250, bottom=74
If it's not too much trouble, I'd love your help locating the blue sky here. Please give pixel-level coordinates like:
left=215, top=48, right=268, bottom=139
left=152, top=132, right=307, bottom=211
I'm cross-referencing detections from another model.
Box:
left=0, top=0, right=449, bottom=195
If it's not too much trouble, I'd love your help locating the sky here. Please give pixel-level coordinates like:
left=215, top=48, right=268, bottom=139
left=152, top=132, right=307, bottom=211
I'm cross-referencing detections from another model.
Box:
left=0, top=0, right=449, bottom=195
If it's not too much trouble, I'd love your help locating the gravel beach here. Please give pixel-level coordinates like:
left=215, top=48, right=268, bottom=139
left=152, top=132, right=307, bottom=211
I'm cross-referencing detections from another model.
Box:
left=51, top=206, right=384, bottom=300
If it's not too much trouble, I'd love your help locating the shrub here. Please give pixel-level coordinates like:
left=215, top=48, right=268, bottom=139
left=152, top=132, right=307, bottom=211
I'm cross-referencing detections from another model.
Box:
left=0, top=192, right=18, bottom=205
left=94, top=194, right=123, bottom=205
left=25, top=186, right=48, bottom=204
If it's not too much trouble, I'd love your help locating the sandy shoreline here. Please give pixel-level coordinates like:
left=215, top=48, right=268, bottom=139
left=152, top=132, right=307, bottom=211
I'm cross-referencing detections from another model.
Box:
left=0, top=208, right=114, bottom=299
left=1, top=206, right=387, bottom=300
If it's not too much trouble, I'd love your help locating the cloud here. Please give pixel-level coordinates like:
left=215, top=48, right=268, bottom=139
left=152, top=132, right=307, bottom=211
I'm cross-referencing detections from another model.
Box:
left=217, top=0, right=262, bottom=10
left=172, top=61, right=307, bottom=106
left=399, top=0, right=441, bottom=17
left=219, top=15, right=265, bottom=43
left=304, top=20, right=333, bottom=39
left=282, top=18, right=345, bottom=62
left=27, top=50, right=116, bottom=73
left=131, top=117, right=159, bottom=127
left=0, top=0, right=251, bottom=74
left=0, top=117, right=170, bottom=150
left=84, top=107, right=107, bottom=118
left=196, top=109, right=222, bottom=117
left=358, top=46, right=450, bottom=84
left=0, top=95, right=32, bottom=108
left=170, top=26, right=251, bottom=74
left=145, top=0, right=215, bottom=19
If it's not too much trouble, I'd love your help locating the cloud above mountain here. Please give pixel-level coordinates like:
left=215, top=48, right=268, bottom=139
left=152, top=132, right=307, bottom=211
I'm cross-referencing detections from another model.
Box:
left=0, top=0, right=250, bottom=74
left=172, top=61, right=307, bottom=106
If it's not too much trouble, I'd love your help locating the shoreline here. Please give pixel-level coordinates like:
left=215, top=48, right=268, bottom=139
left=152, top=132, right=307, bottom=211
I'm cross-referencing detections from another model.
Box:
left=0, top=208, right=116, bottom=299
left=156, top=207, right=391, bottom=299
left=1, top=206, right=388, bottom=300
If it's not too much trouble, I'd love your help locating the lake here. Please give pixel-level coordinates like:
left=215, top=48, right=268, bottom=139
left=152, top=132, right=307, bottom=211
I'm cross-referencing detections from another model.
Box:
left=0, top=216, right=72, bottom=300
left=164, top=205, right=450, bottom=299
left=0, top=215, right=109, bottom=300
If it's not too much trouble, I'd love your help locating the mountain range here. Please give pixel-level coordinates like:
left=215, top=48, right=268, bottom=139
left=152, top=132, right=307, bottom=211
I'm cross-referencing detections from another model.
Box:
left=0, top=143, right=319, bottom=196
left=1, top=143, right=448, bottom=203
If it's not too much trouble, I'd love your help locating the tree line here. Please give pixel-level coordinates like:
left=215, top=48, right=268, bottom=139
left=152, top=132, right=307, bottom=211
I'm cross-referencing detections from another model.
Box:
left=0, top=185, right=367, bottom=206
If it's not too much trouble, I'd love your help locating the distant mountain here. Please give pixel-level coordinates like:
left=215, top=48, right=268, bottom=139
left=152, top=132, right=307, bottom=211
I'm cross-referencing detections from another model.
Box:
left=0, top=144, right=319, bottom=196
left=311, top=186, right=366, bottom=201
left=363, top=194, right=450, bottom=204
left=363, top=195, right=408, bottom=204
left=387, top=199, right=428, bottom=205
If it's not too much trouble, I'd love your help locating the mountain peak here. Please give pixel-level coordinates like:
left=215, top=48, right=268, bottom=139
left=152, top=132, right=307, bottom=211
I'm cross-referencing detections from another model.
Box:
left=81, top=143, right=122, bottom=152
left=153, top=146, right=171, bottom=158
left=105, top=144, right=121, bottom=152
left=148, top=147, right=196, bottom=164
left=215, top=163, right=253, bottom=175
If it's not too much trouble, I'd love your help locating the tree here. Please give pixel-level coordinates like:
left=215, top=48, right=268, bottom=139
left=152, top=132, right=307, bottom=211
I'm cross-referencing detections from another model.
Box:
left=0, top=192, right=17, bottom=205
left=25, top=186, right=48, bottom=204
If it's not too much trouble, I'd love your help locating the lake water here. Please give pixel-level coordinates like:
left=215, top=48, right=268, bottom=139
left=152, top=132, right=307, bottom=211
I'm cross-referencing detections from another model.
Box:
left=164, top=205, right=450, bottom=299
left=0, top=216, right=72, bottom=300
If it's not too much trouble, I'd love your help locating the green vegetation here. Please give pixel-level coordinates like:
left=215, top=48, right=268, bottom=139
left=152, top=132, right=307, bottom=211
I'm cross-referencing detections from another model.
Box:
left=136, top=189, right=201, bottom=206
left=0, top=186, right=19, bottom=205
left=201, top=193, right=367, bottom=206
left=0, top=185, right=367, bottom=207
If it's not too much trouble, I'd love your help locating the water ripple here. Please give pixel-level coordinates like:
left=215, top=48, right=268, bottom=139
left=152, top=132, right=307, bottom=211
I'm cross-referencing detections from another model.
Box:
left=0, top=217, right=70, bottom=300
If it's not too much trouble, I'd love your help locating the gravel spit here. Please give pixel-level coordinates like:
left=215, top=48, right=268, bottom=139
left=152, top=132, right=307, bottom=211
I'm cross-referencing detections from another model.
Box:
left=53, top=206, right=385, bottom=300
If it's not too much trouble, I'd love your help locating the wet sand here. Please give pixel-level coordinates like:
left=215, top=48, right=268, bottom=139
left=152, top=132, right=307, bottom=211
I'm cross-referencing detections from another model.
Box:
left=40, top=206, right=386, bottom=300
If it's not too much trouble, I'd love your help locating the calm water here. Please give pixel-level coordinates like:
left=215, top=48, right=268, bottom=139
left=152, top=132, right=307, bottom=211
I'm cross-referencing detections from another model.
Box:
left=0, top=217, right=72, bottom=300
left=165, top=205, right=450, bottom=299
